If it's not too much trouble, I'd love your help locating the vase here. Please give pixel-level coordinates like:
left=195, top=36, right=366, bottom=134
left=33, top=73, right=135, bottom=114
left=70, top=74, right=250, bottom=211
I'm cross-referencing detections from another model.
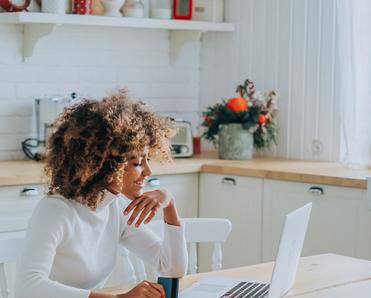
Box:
left=122, top=0, right=145, bottom=18
left=101, top=0, right=125, bottom=16
left=218, top=123, right=253, bottom=160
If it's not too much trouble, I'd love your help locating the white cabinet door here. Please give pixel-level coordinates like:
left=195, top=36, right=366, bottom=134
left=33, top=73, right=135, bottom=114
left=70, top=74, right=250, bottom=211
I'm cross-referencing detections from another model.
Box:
left=144, top=173, right=199, bottom=219
left=0, top=231, right=27, bottom=298
left=0, top=184, right=45, bottom=233
left=198, top=173, right=263, bottom=272
left=0, top=184, right=43, bottom=298
left=262, top=179, right=370, bottom=262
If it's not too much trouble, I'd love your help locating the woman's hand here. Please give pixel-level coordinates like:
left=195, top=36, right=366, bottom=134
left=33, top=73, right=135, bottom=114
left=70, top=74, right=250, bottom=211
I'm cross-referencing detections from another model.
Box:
left=90, top=281, right=165, bottom=298
left=124, top=189, right=174, bottom=227
left=117, top=280, right=165, bottom=298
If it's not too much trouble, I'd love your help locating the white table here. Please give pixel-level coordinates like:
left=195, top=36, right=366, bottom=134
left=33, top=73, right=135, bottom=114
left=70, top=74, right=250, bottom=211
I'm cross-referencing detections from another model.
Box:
left=100, top=254, right=371, bottom=297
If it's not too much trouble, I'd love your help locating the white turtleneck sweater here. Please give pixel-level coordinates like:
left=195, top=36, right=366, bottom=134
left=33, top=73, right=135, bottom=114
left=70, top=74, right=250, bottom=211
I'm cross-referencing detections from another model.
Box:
left=15, top=192, right=188, bottom=298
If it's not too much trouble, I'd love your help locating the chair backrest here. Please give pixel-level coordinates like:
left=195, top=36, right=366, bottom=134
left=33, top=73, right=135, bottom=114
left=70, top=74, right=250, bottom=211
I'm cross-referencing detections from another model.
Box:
left=107, top=218, right=232, bottom=286
left=0, top=237, right=26, bottom=298
left=0, top=222, right=232, bottom=293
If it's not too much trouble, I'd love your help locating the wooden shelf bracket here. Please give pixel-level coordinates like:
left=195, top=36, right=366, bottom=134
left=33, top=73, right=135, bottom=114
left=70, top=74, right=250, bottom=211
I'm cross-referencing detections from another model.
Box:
left=23, top=23, right=56, bottom=61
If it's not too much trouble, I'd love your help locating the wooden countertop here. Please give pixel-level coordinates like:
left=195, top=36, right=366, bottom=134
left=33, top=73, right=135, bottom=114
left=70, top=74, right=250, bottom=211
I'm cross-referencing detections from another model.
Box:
left=1, top=153, right=371, bottom=188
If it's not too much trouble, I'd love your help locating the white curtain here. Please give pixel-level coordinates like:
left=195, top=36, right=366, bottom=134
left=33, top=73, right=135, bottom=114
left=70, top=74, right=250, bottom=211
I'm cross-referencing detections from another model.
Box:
left=337, top=0, right=371, bottom=168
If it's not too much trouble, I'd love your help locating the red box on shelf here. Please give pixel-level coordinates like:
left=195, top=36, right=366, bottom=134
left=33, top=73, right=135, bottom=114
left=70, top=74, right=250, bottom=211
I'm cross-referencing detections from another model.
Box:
left=173, top=0, right=192, bottom=20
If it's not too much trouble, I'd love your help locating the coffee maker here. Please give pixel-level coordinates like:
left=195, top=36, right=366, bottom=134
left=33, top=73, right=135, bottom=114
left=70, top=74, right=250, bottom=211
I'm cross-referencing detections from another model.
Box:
left=22, top=93, right=79, bottom=160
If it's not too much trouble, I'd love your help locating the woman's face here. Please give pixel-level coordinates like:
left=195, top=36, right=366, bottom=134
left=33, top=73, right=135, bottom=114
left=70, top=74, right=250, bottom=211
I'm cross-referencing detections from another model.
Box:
left=120, top=148, right=152, bottom=200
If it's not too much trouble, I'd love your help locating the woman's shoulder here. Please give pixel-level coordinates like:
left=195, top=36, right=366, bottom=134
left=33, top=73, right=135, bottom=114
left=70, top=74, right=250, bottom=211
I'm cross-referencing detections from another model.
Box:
left=27, top=194, right=76, bottom=235
left=34, top=194, right=75, bottom=217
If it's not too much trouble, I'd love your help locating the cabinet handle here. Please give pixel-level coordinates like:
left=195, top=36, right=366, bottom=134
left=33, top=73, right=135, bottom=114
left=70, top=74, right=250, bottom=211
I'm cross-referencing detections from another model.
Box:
left=222, top=177, right=236, bottom=186
left=308, top=186, right=324, bottom=196
left=21, top=187, right=39, bottom=197
left=147, top=177, right=161, bottom=186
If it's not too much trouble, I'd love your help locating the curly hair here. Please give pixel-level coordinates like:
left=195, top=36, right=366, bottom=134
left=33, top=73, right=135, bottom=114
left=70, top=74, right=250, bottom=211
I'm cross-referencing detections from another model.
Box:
left=45, top=90, right=175, bottom=210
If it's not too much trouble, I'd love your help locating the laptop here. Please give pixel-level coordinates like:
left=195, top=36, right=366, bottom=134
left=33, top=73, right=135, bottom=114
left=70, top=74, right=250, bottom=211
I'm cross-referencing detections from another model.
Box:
left=179, top=203, right=312, bottom=298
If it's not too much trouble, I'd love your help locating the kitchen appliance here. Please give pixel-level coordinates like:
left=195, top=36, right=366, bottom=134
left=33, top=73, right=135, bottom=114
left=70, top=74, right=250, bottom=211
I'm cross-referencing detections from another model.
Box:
left=170, top=120, right=193, bottom=158
left=22, top=93, right=79, bottom=160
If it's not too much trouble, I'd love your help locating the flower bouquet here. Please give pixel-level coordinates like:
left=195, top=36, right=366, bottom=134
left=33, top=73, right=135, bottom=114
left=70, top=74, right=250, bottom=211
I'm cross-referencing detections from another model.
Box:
left=202, top=79, right=278, bottom=159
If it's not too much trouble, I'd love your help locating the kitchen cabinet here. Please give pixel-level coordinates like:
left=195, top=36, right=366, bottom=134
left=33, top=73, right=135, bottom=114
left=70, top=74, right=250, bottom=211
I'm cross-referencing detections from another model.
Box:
left=198, top=174, right=371, bottom=274
left=0, top=184, right=46, bottom=233
left=2, top=167, right=370, bottom=290
left=198, top=173, right=263, bottom=272
left=262, top=179, right=370, bottom=262
left=146, top=173, right=199, bottom=219
left=0, top=184, right=45, bottom=298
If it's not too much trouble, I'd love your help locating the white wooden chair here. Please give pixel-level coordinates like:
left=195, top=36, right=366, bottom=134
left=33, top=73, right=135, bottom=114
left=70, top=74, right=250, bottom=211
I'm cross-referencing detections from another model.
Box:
left=0, top=220, right=232, bottom=293
left=0, top=237, right=25, bottom=298
left=106, top=218, right=232, bottom=286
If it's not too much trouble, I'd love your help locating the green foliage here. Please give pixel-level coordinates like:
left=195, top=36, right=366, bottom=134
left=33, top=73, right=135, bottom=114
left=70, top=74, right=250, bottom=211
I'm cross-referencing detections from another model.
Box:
left=253, top=123, right=278, bottom=150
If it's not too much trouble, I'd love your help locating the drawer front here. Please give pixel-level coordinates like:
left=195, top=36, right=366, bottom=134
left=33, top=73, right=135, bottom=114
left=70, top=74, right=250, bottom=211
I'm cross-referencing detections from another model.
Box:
left=0, top=184, right=46, bottom=232
left=144, top=173, right=199, bottom=219
left=263, top=179, right=369, bottom=261
left=0, top=184, right=46, bottom=201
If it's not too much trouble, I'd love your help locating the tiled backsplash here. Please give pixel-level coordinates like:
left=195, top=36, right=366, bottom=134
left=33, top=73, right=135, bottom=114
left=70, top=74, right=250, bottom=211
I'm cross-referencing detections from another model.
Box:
left=0, top=24, right=201, bottom=160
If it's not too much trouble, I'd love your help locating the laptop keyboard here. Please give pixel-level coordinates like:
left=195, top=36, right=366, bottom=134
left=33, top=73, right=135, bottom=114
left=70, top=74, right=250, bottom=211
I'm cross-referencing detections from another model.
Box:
left=219, top=281, right=270, bottom=298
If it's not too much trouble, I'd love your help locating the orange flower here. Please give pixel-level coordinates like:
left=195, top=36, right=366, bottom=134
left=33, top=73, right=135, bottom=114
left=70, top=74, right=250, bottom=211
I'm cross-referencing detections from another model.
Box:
left=257, top=114, right=266, bottom=125
left=226, top=97, right=248, bottom=112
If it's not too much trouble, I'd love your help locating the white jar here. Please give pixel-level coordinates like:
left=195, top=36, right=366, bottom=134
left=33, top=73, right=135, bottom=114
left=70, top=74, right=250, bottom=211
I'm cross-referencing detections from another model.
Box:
left=123, top=0, right=145, bottom=18
left=41, top=0, right=67, bottom=14
left=150, top=0, right=171, bottom=19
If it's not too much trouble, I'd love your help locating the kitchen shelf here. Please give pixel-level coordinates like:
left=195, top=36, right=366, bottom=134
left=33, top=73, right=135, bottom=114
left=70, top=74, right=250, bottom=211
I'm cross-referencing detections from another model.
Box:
left=0, top=12, right=234, bottom=31
left=0, top=12, right=235, bottom=60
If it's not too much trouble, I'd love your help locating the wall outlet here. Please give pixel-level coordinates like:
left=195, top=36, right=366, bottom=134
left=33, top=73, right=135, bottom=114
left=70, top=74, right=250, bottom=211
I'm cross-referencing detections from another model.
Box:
left=312, top=139, right=323, bottom=156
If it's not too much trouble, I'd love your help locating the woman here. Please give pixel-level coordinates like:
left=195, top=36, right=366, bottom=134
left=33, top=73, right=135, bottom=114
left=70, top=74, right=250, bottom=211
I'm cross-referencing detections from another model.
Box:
left=15, top=91, right=188, bottom=298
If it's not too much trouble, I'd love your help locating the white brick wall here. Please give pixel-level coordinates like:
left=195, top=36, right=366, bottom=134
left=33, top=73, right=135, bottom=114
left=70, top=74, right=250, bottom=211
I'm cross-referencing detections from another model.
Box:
left=0, top=24, right=201, bottom=160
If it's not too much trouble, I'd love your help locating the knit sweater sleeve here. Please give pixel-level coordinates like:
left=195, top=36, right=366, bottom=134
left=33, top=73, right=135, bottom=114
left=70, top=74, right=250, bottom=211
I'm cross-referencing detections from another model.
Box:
left=15, top=197, right=90, bottom=298
left=120, top=218, right=188, bottom=278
